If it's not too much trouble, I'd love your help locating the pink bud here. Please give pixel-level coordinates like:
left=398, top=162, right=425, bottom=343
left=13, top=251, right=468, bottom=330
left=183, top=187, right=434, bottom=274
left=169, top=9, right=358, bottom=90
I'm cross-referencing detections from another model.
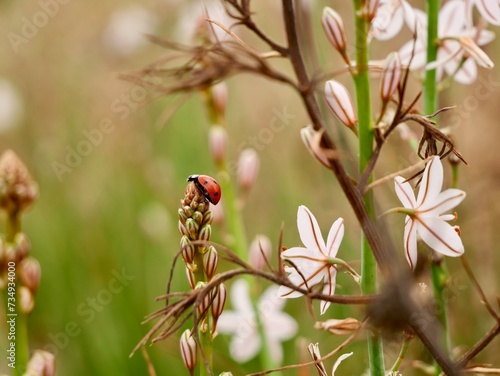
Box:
left=210, top=82, right=228, bottom=116
left=237, top=149, right=259, bottom=190
left=321, top=7, right=348, bottom=56
left=248, top=235, right=272, bottom=271
left=211, top=283, right=226, bottom=336
left=324, top=80, right=357, bottom=128
left=202, top=246, right=218, bottom=280
left=25, top=350, right=56, bottom=376
left=300, top=126, right=336, bottom=169
left=208, top=125, right=228, bottom=164
left=380, top=52, right=401, bottom=102
left=180, top=329, right=197, bottom=372
left=19, top=257, right=41, bottom=293
left=19, top=286, right=35, bottom=314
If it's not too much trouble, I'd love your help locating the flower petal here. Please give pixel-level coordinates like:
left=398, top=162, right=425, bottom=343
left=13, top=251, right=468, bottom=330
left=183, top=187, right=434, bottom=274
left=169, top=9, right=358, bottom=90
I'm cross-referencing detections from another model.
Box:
left=332, top=352, right=354, bottom=376
left=230, top=279, right=253, bottom=313
left=420, top=188, right=466, bottom=216
left=319, top=268, right=337, bottom=315
left=229, top=330, right=260, bottom=363
left=264, top=311, right=298, bottom=341
left=394, top=176, right=416, bottom=208
left=439, top=0, right=466, bottom=36
left=371, top=3, right=404, bottom=41
left=399, top=38, right=427, bottom=69
left=297, top=206, right=326, bottom=254
left=259, top=285, right=285, bottom=313
left=217, top=311, right=246, bottom=333
left=416, top=156, right=443, bottom=206
left=326, top=218, right=344, bottom=257
left=404, top=216, right=418, bottom=270
left=417, top=218, right=465, bottom=256
left=474, top=0, right=500, bottom=26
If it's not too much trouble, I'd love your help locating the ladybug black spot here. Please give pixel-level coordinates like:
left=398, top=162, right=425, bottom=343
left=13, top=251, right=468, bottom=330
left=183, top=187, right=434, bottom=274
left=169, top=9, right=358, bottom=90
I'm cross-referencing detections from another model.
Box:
left=213, top=192, right=219, bottom=197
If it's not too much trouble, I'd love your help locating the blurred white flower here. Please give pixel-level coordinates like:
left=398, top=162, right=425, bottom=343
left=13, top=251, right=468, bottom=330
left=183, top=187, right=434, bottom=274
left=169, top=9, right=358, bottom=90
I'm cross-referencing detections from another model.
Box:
left=278, top=206, right=344, bottom=315
left=176, top=0, right=234, bottom=44
left=394, top=156, right=466, bottom=270
left=217, top=279, right=297, bottom=363
left=466, top=0, right=500, bottom=26
left=102, top=5, right=157, bottom=56
left=0, top=79, right=23, bottom=133
left=398, top=0, right=494, bottom=84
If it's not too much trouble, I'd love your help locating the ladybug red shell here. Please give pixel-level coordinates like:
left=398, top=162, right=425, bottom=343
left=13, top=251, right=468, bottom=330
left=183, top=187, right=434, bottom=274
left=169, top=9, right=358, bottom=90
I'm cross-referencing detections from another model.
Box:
left=187, top=174, right=221, bottom=205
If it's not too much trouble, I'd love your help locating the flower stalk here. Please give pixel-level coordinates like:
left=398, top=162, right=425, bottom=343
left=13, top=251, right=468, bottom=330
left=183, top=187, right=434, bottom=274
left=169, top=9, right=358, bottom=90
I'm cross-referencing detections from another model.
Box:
left=424, top=1, right=451, bottom=373
left=352, top=1, right=385, bottom=374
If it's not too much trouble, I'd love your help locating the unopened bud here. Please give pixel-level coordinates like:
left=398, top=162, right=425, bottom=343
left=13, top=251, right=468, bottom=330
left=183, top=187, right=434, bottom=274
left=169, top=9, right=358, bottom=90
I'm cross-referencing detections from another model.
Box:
left=322, top=8, right=348, bottom=59
left=14, top=232, right=31, bottom=261
left=300, top=126, right=338, bottom=169
left=19, top=286, right=35, bottom=314
left=180, top=329, right=197, bottom=373
left=19, top=257, right=41, bottom=293
left=248, top=235, right=272, bottom=271
left=25, top=350, right=56, bottom=376
left=183, top=206, right=194, bottom=218
left=178, top=208, right=188, bottom=224
left=185, top=267, right=196, bottom=289
left=192, top=211, right=204, bottom=226
left=180, top=235, right=195, bottom=265
left=198, top=223, right=212, bottom=241
left=202, top=210, right=213, bottom=225
left=314, top=317, right=361, bottom=335
left=211, top=82, right=228, bottom=117
left=195, top=282, right=212, bottom=318
left=209, top=125, right=228, bottom=164
left=325, top=80, right=357, bottom=128
left=203, top=246, right=218, bottom=280
left=0, top=150, right=38, bottom=214
left=237, top=148, right=260, bottom=190
left=186, top=218, right=199, bottom=239
left=178, top=222, right=189, bottom=237
left=211, top=283, right=227, bottom=336
left=380, top=52, right=401, bottom=102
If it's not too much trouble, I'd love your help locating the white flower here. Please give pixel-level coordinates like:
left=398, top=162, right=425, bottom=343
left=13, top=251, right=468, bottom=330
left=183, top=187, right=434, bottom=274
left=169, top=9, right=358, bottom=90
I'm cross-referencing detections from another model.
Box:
left=102, top=5, right=157, bottom=56
left=308, top=343, right=353, bottom=376
left=278, top=206, right=344, bottom=315
left=217, top=279, right=297, bottom=364
left=394, top=156, right=466, bottom=270
left=466, top=0, right=500, bottom=26
left=398, top=0, right=494, bottom=84
left=0, top=79, right=23, bottom=133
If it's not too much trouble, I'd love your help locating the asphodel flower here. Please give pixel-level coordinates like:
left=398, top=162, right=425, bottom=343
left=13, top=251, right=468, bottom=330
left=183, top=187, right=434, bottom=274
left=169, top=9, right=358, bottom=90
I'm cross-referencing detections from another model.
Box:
left=324, top=80, right=357, bottom=129
left=394, top=156, right=466, bottom=269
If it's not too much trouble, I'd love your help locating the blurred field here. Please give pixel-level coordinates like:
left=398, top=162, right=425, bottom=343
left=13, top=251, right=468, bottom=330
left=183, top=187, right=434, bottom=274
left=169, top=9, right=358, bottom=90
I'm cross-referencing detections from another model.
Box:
left=1, top=0, right=499, bottom=375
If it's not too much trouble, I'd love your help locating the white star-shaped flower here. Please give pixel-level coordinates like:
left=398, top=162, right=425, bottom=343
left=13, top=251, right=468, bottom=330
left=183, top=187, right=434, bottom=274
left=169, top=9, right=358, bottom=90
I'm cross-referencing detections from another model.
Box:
left=394, top=156, right=466, bottom=269
left=278, top=205, right=344, bottom=315
left=217, top=279, right=297, bottom=364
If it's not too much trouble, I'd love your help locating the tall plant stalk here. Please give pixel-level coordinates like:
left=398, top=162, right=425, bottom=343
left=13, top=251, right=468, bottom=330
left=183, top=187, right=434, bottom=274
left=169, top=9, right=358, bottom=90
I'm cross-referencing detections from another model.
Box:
left=423, top=1, right=451, bottom=374
left=352, top=1, right=385, bottom=374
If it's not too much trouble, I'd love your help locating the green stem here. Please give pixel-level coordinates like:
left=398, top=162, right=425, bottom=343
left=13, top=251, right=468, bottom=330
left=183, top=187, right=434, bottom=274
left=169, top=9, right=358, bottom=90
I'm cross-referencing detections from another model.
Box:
left=3, top=210, right=29, bottom=376
left=193, top=251, right=212, bottom=376
left=352, top=2, right=385, bottom=375
left=424, top=2, right=450, bottom=374
left=390, top=337, right=412, bottom=373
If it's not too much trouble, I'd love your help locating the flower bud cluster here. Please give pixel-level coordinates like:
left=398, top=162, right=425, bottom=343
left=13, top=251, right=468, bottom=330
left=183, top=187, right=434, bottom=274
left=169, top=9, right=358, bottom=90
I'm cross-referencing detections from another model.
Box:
left=177, top=179, right=227, bottom=370
left=0, top=151, right=41, bottom=314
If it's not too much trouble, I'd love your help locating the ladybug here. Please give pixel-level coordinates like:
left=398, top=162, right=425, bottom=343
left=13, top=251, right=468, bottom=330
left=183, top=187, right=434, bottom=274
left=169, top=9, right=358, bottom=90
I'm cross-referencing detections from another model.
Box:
left=187, top=174, right=221, bottom=205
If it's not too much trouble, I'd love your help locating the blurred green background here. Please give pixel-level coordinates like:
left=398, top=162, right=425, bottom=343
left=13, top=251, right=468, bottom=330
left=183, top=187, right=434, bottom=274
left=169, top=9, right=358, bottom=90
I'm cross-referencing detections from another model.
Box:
left=1, top=0, right=499, bottom=375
